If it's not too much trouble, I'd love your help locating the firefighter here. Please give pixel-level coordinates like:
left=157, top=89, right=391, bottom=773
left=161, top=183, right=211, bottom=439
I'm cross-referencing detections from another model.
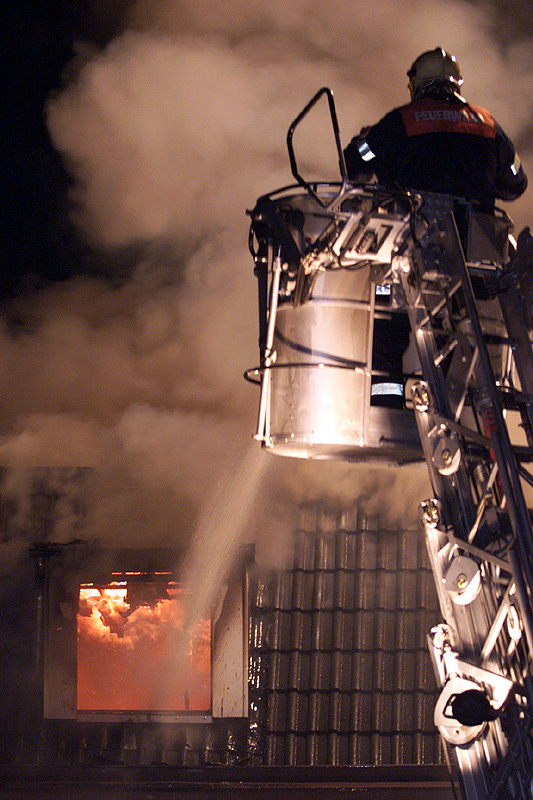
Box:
left=344, top=47, right=527, bottom=208
left=344, top=48, right=528, bottom=408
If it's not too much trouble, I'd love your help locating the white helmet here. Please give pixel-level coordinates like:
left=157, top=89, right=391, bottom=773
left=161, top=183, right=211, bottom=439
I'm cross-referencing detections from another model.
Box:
left=407, top=48, right=463, bottom=100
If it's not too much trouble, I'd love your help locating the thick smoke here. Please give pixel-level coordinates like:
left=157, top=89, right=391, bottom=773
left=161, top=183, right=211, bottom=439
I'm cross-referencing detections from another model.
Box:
left=2, top=0, right=533, bottom=587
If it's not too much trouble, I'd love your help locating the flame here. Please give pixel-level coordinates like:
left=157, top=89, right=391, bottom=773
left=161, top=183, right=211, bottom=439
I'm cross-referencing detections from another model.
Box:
left=77, top=582, right=211, bottom=712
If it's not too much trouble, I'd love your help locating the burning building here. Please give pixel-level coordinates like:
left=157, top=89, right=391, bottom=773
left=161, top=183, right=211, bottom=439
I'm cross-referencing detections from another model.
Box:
left=0, top=470, right=452, bottom=798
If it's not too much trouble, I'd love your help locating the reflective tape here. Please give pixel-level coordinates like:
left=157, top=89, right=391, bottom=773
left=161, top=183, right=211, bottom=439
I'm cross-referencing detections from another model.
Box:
left=371, top=382, right=404, bottom=397
left=511, top=154, right=521, bottom=176
left=357, top=140, right=376, bottom=162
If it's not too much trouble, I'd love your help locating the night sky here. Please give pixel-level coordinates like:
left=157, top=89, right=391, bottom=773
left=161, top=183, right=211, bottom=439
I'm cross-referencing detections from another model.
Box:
left=4, top=2, right=128, bottom=296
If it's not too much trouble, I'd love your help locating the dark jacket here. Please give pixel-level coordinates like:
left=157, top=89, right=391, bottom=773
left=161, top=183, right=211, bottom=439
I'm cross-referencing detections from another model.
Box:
left=344, top=96, right=527, bottom=208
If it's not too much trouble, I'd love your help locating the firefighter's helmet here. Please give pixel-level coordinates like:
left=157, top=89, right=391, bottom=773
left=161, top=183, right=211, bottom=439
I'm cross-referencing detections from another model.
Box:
left=407, top=48, right=463, bottom=100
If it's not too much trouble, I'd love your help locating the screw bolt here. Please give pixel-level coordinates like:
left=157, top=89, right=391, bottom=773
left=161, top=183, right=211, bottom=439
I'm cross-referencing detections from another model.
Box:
left=413, top=384, right=430, bottom=412
left=442, top=448, right=453, bottom=465
left=422, top=500, right=439, bottom=526
left=456, top=574, right=468, bottom=590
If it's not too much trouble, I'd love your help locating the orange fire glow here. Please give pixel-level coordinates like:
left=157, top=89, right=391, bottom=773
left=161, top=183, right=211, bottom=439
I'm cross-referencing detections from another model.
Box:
left=77, top=582, right=211, bottom=712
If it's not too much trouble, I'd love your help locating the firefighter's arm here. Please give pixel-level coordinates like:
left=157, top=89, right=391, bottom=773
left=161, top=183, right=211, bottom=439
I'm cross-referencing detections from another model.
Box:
left=343, top=126, right=377, bottom=183
left=495, top=125, right=528, bottom=201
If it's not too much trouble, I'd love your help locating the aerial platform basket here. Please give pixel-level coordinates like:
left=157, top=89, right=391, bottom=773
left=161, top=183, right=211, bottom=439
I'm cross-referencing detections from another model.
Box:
left=246, top=182, right=423, bottom=465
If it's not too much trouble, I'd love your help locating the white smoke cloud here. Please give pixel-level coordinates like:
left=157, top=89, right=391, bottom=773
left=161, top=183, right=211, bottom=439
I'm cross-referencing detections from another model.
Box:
left=2, top=0, right=533, bottom=580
